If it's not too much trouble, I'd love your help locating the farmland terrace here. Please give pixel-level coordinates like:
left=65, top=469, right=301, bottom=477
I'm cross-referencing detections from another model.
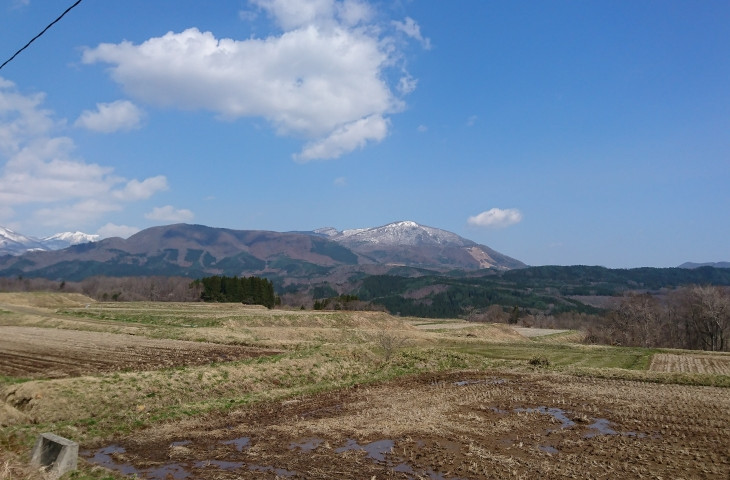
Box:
left=1, top=293, right=728, bottom=479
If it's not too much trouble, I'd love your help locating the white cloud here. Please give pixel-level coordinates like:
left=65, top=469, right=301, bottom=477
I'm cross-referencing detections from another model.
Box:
left=392, top=16, right=431, bottom=49
left=398, top=75, right=417, bottom=95
left=75, top=100, right=144, bottom=133
left=97, top=223, right=140, bottom=239
left=144, top=205, right=195, bottom=223
left=466, top=115, right=478, bottom=127
left=0, top=78, right=167, bottom=230
left=333, top=176, right=347, bottom=187
left=417, top=124, right=427, bottom=132
left=251, top=0, right=372, bottom=30
left=81, top=0, right=425, bottom=160
left=33, top=199, right=122, bottom=227
left=468, top=208, right=523, bottom=229
left=295, top=114, right=388, bottom=161
left=113, top=176, right=168, bottom=201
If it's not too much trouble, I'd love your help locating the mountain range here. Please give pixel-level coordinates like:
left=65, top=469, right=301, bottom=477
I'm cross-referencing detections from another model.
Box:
left=0, top=226, right=99, bottom=256
left=0, top=221, right=525, bottom=282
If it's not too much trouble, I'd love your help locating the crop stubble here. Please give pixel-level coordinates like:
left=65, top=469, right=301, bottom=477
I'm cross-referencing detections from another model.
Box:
left=0, top=326, right=276, bottom=378
left=83, top=371, right=730, bottom=479
left=650, top=353, right=730, bottom=375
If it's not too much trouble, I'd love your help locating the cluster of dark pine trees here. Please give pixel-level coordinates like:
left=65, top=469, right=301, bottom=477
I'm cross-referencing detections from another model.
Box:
left=193, top=275, right=278, bottom=308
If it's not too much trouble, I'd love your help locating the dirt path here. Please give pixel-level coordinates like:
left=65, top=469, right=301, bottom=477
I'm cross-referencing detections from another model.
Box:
left=414, top=321, right=570, bottom=339
left=511, top=326, right=570, bottom=338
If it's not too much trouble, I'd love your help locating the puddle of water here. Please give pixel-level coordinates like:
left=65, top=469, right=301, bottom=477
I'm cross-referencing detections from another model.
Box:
left=393, top=462, right=415, bottom=474
left=170, top=440, right=192, bottom=447
left=82, top=445, right=140, bottom=476
left=249, top=464, right=297, bottom=477
left=221, top=436, right=250, bottom=452
left=145, top=463, right=190, bottom=480
left=515, top=406, right=576, bottom=429
left=490, top=407, right=508, bottom=414
left=335, top=439, right=394, bottom=462
left=539, top=445, right=559, bottom=454
left=585, top=418, right=617, bottom=438
left=289, top=437, right=324, bottom=452
left=83, top=446, right=193, bottom=480
left=194, top=460, right=245, bottom=471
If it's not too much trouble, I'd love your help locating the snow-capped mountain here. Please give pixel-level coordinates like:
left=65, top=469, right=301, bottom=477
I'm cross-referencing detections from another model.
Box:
left=0, top=226, right=99, bottom=256
left=317, top=220, right=525, bottom=270
left=0, top=226, right=47, bottom=256
left=330, top=220, right=470, bottom=247
left=0, top=221, right=526, bottom=279
left=41, top=232, right=100, bottom=250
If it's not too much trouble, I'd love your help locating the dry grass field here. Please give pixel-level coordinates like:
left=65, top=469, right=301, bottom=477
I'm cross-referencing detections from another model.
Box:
left=1, top=293, right=729, bottom=479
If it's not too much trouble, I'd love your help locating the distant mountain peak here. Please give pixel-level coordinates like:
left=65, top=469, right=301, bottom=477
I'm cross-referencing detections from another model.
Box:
left=679, top=261, right=730, bottom=269
left=335, top=220, right=469, bottom=247
left=42, top=231, right=100, bottom=246
left=0, top=225, right=99, bottom=256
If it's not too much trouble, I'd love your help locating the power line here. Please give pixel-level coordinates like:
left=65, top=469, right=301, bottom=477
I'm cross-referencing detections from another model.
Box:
left=0, top=0, right=84, bottom=72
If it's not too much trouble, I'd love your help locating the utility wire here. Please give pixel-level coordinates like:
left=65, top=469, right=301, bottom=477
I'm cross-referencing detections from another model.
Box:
left=0, top=0, right=84, bottom=72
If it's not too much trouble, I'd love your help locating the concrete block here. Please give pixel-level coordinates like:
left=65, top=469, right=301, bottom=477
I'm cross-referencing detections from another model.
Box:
left=30, top=433, right=78, bottom=479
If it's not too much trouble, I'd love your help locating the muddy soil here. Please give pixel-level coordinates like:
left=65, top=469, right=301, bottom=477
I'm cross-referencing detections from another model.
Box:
left=0, top=326, right=277, bottom=378
left=82, top=371, right=730, bottom=479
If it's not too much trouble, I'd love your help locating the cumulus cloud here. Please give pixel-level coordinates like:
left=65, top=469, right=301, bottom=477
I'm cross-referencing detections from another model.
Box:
left=112, top=176, right=168, bottom=201
left=468, top=208, right=523, bottom=229
left=81, top=0, right=426, bottom=161
left=75, top=100, right=144, bottom=133
left=295, top=114, right=388, bottom=161
left=97, top=223, right=140, bottom=239
left=0, top=78, right=167, bottom=229
left=144, top=205, right=195, bottom=222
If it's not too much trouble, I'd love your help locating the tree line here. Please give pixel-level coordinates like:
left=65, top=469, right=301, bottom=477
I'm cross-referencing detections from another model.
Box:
left=192, top=275, right=279, bottom=308
left=583, top=285, right=730, bottom=351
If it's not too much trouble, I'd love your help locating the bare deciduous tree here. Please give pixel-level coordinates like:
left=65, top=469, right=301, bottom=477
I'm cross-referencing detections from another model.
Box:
left=681, top=286, right=730, bottom=352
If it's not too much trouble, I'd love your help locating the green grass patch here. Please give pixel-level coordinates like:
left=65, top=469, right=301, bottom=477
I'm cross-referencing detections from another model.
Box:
left=0, top=374, right=33, bottom=386
left=456, top=342, right=657, bottom=370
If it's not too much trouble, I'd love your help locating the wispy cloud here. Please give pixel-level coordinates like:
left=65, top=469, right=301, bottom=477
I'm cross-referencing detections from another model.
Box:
left=392, top=17, right=431, bottom=49
left=468, top=208, right=523, bottom=228
left=75, top=100, right=144, bottom=133
left=0, top=78, right=167, bottom=230
left=81, top=0, right=427, bottom=161
left=144, top=205, right=194, bottom=223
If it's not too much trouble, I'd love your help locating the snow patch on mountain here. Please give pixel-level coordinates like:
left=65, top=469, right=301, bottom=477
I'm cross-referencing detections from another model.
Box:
left=0, top=226, right=99, bottom=256
left=42, top=232, right=101, bottom=250
left=328, top=220, right=471, bottom=247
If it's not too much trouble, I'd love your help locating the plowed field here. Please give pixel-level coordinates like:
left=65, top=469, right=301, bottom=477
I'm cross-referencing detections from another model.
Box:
left=81, top=371, right=730, bottom=479
left=0, top=326, right=276, bottom=378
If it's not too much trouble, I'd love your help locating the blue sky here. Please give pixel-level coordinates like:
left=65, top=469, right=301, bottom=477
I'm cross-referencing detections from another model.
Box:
left=0, top=0, right=728, bottom=268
